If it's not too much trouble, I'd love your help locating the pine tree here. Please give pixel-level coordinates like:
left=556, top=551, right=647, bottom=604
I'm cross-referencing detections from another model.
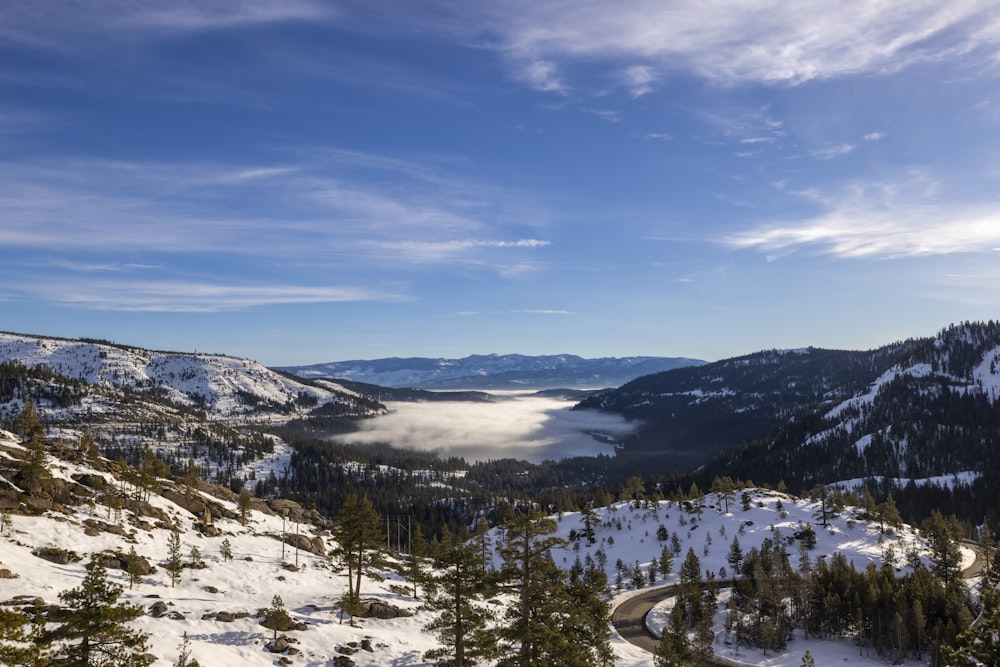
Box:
left=332, top=494, right=385, bottom=610
left=678, top=547, right=704, bottom=623
left=43, top=554, right=150, bottom=666
left=263, top=594, right=291, bottom=640
left=726, top=536, right=743, bottom=578
left=237, top=488, right=253, bottom=525
left=947, top=589, right=1000, bottom=666
left=220, top=537, right=233, bottom=563
left=15, top=400, right=44, bottom=441
left=654, top=604, right=692, bottom=667
left=0, top=608, right=47, bottom=666
left=165, top=525, right=183, bottom=587
left=19, top=435, right=51, bottom=493
left=125, top=545, right=143, bottom=589
left=564, top=562, right=614, bottom=667
left=174, top=631, right=200, bottom=667
left=496, top=508, right=612, bottom=667
left=922, top=510, right=963, bottom=594
left=422, top=529, right=496, bottom=666
left=408, top=523, right=428, bottom=599
left=80, top=429, right=100, bottom=463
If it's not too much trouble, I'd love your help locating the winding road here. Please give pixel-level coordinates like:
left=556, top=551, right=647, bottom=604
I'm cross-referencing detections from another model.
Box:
left=611, top=542, right=986, bottom=662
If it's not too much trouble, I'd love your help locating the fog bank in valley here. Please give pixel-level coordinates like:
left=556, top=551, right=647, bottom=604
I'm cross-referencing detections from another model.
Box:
left=333, top=392, right=637, bottom=463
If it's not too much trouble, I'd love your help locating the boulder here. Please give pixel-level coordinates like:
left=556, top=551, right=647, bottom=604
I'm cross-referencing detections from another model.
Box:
left=362, top=600, right=413, bottom=620
left=33, top=546, right=79, bottom=565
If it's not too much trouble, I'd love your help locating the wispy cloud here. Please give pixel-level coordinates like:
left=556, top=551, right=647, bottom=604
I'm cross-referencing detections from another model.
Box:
left=0, top=0, right=334, bottom=50
left=586, top=109, right=621, bottom=123
left=864, top=132, right=887, bottom=141
left=725, top=176, right=1000, bottom=258
left=0, top=156, right=548, bottom=262
left=513, top=309, right=573, bottom=315
left=11, top=279, right=400, bottom=313
left=808, top=143, right=855, bottom=160
left=448, top=0, right=1000, bottom=90
left=619, top=64, right=657, bottom=97
left=514, top=59, right=567, bottom=94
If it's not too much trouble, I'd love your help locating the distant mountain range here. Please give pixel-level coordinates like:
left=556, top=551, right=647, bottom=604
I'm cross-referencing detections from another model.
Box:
left=277, top=353, right=706, bottom=389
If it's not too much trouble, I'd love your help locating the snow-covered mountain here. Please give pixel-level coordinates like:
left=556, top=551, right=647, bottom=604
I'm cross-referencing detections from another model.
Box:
left=0, top=332, right=379, bottom=422
left=278, top=353, right=705, bottom=390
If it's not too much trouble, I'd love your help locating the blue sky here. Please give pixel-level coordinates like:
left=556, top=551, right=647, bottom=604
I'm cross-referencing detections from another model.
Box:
left=3, top=1, right=1000, bottom=365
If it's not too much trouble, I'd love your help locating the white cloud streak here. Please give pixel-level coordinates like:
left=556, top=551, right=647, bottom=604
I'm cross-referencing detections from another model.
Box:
left=726, top=177, right=1000, bottom=258
left=425, top=0, right=999, bottom=92
left=9, top=279, right=399, bottom=313
left=808, top=143, right=855, bottom=160
left=0, top=157, right=549, bottom=265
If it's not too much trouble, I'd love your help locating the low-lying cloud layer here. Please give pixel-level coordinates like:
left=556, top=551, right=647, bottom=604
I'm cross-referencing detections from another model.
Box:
left=334, top=393, right=637, bottom=463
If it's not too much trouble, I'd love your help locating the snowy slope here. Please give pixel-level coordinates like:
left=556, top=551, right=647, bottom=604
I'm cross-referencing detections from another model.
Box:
left=0, top=332, right=352, bottom=418
left=0, top=427, right=955, bottom=667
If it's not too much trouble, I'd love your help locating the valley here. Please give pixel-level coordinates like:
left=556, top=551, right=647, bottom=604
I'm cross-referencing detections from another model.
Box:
left=0, top=322, right=999, bottom=665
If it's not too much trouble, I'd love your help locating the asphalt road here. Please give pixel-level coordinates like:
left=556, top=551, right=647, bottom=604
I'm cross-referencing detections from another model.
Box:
left=611, top=585, right=677, bottom=654
left=612, top=542, right=987, bottom=659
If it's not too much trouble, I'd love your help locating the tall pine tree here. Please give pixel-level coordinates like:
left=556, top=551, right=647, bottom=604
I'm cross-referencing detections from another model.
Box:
left=43, top=554, right=150, bottom=666
left=422, top=528, right=496, bottom=667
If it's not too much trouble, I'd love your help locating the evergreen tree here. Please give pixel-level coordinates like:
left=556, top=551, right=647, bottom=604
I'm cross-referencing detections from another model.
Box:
left=220, top=537, right=233, bottom=563
left=922, top=510, right=963, bottom=594
left=658, top=545, right=674, bottom=580
left=655, top=604, right=692, bottom=667
left=19, top=435, right=51, bottom=493
left=237, top=488, right=253, bottom=525
left=564, top=562, right=614, bottom=667
left=947, top=589, right=1000, bottom=666
left=43, top=554, right=150, bottom=666
left=165, top=525, right=183, bottom=587
left=0, top=608, right=47, bottom=666
left=15, top=400, right=44, bottom=441
left=408, top=523, right=428, bottom=599
left=422, top=529, right=496, bottom=666
left=80, top=429, right=100, bottom=463
left=263, top=595, right=291, bottom=640
left=726, top=536, right=744, bottom=578
left=496, top=508, right=612, bottom=667
left=332, top=494, right=385, bottom=610
left=125, top=546, right=143, bottom=589
left=174, top=631, right=200, bottom=667
left=678, top=547, right=704, bottom=623
left=710, top=475, right=736, bottom=513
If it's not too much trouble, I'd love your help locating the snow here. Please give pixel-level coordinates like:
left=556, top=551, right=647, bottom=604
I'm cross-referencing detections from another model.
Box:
left=0, top=332, right=343, bottom=419
left=0, top=439, right=954, bottom=666
left=825, top=363, right=934, bottom=420
left=835, top=471, right=982, bottom=492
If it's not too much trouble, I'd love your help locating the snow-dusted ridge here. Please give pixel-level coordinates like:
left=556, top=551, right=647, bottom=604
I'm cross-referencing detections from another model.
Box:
left=0, top=332, right=366, bottom=419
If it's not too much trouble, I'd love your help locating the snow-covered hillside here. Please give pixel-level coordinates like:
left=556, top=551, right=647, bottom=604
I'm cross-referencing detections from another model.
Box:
left=0, top=332, right=339, bottom=418
left=0, top=427, right=954, bottom=667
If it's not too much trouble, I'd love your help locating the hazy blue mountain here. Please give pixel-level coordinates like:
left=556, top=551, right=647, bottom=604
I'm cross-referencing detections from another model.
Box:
left=277, top=353, right=706, bottom=389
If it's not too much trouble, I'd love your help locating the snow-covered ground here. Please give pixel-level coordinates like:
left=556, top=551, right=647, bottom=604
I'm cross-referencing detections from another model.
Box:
left=0, top=427, right=958, bottom=666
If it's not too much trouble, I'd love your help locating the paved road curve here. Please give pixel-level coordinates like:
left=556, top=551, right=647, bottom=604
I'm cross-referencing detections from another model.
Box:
left=612, top=542, right=986, bottom=660
left=611, top=585, right=677, bottom=654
